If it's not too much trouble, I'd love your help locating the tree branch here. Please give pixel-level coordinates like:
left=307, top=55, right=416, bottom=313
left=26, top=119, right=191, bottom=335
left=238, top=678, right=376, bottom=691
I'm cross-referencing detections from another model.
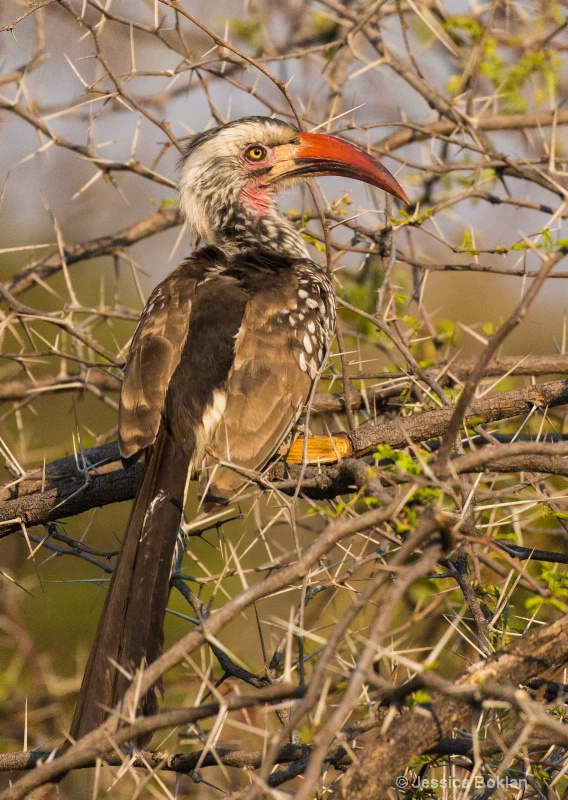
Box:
left=337, top=615, right=568, bottom=799
left=2, top=377, right=568, bottom=532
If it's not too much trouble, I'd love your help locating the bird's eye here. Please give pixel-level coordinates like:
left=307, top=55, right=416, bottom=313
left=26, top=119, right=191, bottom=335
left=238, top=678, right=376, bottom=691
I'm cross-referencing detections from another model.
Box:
left=245, top=145, right=267, bottom=161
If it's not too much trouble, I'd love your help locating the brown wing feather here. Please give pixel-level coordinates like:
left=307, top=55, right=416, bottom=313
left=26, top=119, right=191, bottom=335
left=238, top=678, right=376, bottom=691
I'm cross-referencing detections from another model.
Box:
left=200, top=282, right=323, bottom=503
left=119, top=262, right=197, bottom=460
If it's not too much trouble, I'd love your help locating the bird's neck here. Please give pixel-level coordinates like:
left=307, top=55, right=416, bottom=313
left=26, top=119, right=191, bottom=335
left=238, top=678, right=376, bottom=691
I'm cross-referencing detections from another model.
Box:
left=216, top=203, right=310, bottom=259
left=179, top=175, right=310, bottom=259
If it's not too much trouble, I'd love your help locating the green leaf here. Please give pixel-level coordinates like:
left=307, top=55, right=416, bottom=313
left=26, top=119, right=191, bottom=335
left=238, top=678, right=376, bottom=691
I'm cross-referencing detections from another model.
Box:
left=229, top=17, right=262, bottom=44
left=401, top=314, right=420, bottom=333
left=541, top=228, right=553, bottom=250
left=373, top=444, right=398, bottom=462
left=458, top=230, right=480, bottom=255
left=442, top=15, right=483, bottom=41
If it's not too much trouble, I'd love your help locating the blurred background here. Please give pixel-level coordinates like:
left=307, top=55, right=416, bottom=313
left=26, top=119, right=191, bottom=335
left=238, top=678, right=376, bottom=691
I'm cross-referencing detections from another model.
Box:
left=0, top=0, right=567, bottom=797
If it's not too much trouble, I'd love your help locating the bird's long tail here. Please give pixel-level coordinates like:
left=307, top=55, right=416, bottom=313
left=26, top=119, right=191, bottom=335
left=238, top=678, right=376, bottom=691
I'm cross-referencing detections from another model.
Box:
left=68, top=427, right=189, bottom=742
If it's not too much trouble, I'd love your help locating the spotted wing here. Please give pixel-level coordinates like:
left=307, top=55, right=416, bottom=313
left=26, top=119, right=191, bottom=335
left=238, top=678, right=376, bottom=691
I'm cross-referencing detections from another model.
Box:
left=200, top=263, right=335, bottom=504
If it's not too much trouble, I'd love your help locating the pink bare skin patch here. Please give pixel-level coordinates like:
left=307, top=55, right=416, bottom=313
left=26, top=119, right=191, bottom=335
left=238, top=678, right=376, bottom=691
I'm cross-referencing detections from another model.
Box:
left=240, top=180, right=274, bottom=216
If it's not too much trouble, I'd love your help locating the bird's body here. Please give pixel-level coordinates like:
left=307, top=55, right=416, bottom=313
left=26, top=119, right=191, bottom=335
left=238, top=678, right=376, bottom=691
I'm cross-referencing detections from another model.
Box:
left=121, top=246, right=336, bottom=503
left=69, top=116, right=407, bottom=742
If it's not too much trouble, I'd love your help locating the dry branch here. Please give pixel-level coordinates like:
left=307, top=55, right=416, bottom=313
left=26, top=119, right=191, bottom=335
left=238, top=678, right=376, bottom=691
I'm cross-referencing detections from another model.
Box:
left=332, top=377, right=568, bottom=458
left=0, top=742, right=313, bottom=775
left=4, top=208, right=182, bottom=297
left=0, top=498, right=407, bottom=800
left=2, top=377, right=568, bottom=531
left=0, top=462, right=142, bottom=535
left=379, top=109, right=568, bottom=153
left=337, top=615, right=568, bottom=799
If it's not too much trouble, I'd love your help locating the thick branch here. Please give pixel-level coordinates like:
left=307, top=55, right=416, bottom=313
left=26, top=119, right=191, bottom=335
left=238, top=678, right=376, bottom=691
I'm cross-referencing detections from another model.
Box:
left=0, top=463, right=143, bottom=534
left=337, top=615, right=568, bottom=799
left=5, top=207, right=182, bottom=297
left=346, top=377, right=568, bottom=456
left=0, top=742, right=311, bottom=775
left=2, top=378, right=568, bottom=530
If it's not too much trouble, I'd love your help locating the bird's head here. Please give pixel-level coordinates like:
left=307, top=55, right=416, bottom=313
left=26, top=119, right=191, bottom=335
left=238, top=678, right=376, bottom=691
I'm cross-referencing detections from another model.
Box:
left=179, top=116, right=407, bottom=256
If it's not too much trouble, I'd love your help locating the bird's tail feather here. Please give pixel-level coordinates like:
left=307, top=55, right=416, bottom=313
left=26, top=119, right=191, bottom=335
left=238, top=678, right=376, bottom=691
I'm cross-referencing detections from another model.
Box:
left=68, top=428, right=189, bottom=743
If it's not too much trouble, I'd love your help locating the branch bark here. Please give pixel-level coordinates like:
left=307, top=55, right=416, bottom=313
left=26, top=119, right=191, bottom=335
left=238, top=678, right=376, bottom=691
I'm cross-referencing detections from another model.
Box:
left=2, top=378, right=568, bottom=532
left=4, top=207, right=182, bottom=297
left=336, top=615, right=568, bottom=799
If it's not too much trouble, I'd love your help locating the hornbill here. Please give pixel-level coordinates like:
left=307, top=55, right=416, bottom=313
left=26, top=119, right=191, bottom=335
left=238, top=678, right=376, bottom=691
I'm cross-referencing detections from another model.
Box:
left=69, top=116, right=407, bottom=741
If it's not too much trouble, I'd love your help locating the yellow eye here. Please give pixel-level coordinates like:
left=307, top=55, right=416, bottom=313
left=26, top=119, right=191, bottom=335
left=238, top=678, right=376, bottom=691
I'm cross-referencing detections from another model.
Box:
left=246, top=145, right=267, bottom=161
